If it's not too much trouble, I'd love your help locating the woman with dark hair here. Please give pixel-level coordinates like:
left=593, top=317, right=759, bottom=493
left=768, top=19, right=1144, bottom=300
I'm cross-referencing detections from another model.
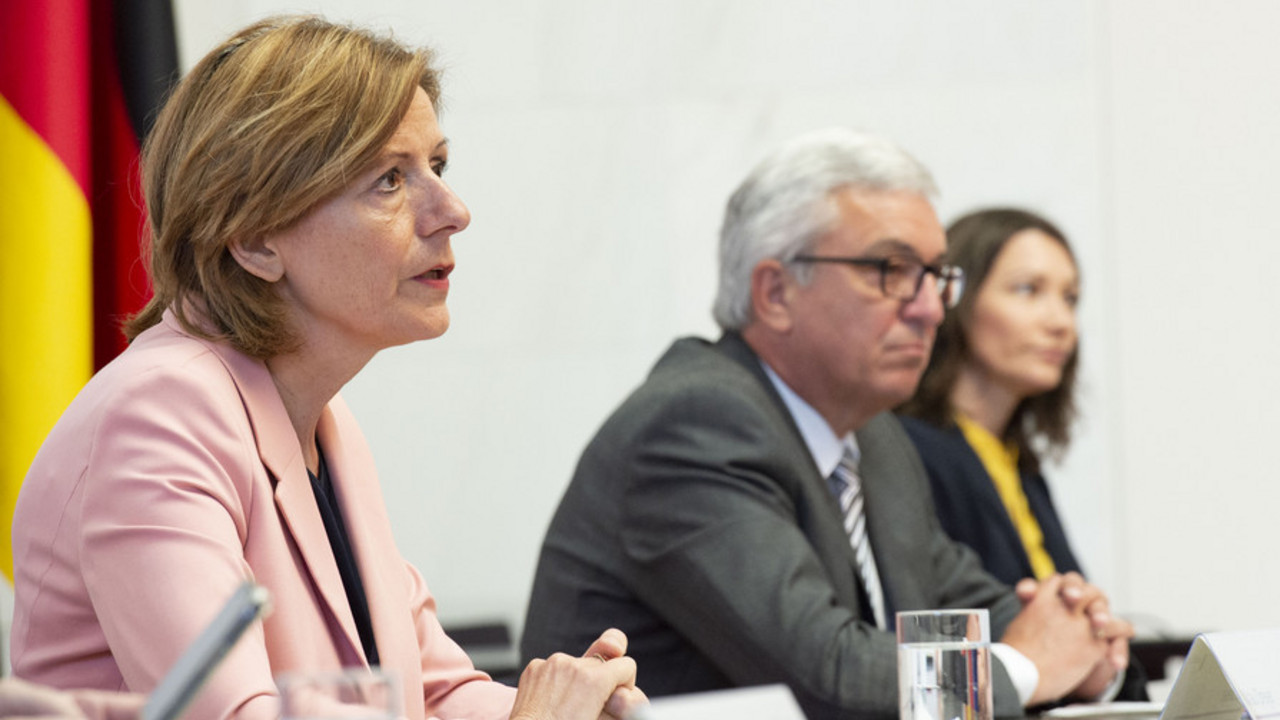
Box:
left=899, top=207, right=1081, bottom=585
left=898, top=207, right=1147, bottom=700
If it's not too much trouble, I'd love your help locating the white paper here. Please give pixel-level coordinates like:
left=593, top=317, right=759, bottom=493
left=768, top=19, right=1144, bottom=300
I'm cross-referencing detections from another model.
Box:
left=1160, top=629, right=1280, bottom=720
left=1043, top=701, right=1163, bottom=718
left=632, top=684, right=805, bottom=720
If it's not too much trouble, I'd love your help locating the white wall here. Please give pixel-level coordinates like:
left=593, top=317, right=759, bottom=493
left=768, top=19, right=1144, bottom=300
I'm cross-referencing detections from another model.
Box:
left=173, top=0, right=1280, bottom=639
left=1105, top=0, right=1280, bottom=633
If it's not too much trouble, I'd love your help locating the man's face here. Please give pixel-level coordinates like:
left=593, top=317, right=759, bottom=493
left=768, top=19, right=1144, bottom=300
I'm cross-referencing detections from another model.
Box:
left=781, top=188, right=947, bottom=431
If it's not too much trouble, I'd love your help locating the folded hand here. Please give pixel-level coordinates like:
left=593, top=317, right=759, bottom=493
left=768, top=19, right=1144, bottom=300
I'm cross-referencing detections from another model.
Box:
left=511, top=628, right=649, bottom=720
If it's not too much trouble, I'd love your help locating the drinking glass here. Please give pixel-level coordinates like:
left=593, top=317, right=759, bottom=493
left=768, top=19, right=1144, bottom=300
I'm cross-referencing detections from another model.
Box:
left=277, top=668, right=401, bottom=720
left=897, top=609, right=992, bottom=720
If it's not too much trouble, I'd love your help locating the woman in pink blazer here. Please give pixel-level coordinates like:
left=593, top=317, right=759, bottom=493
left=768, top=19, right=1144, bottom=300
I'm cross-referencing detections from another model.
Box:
left=10, top=16, right=642, bottom=720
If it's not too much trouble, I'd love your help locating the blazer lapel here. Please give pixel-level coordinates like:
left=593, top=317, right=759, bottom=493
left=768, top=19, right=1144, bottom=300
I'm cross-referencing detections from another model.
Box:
left=947, top=426, right=1034, bottom=578
left=206, top=334, right=366, bottom=664
left=318, top=397, right=421, bottom=678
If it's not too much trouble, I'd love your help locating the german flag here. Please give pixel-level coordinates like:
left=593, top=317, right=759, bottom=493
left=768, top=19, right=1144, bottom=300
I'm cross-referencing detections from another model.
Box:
left=0, top=0, right=177, bottom=580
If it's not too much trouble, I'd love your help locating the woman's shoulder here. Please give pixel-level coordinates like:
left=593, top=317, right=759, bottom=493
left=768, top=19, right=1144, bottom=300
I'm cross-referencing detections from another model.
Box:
left=22, top=323, right=270, bottom=529
left=896, top=414, right=989, bottom=482
left=88, top=324, right=245, bottom=407
left=896, top=414, right=963, bottom=452
left=48, top=322, right=272, bottom=466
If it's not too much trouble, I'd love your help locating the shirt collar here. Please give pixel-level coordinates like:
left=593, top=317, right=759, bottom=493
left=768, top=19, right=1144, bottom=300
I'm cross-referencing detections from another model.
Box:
left=761, top=360, right=858, bottom=478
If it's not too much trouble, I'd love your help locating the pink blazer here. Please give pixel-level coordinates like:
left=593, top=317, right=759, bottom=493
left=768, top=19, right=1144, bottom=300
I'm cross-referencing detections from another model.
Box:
left=11, top=311, right=515, bottom=720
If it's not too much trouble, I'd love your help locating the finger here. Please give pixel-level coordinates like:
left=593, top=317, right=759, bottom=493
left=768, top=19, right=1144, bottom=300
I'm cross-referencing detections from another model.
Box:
left=1108, top=637, right=1130, bottom=671
left=1058, top=572, right=1085, bottom=602
left=1086, top=598, right=1111, bottom=624
left=71, top=691, right=146, bottom=720
left=1060, top=573, right=1109, bottom=615
left=1029, top=573, right=1063, bottom=604
left=1058, top=575, right=1107, bottom=617
left=0, top=678, right=85, bottom=719
left=1081, top=585, right=1109, bottom=611
left=1079, top=590, right=1118, bottom=632
left=1086, top=608, right=1111, bottom=633
left=603, top=685, right=649, bottom=719
left=1014, top=577, right=1039, bottom=604
left=583, top=628, right=629, bottom=661
left=600, top=655, right=638, bottom=688
left=1095, top=616, right=1135, bottom=642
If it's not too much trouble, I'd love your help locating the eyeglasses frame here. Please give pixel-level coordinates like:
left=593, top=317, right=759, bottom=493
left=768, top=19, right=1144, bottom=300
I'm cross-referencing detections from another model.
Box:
left=789, top=254, right=965, bottom=308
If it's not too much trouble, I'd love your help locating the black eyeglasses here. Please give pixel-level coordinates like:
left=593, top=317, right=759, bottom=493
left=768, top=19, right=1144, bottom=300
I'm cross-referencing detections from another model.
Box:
left=790, top=254, right=965, bottom=308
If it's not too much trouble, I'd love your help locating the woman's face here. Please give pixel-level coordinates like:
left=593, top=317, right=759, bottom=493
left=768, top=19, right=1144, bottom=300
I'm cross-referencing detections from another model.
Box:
left=963, top=229, right=1079, bottom=400
left=263, top=87, right=470, bottom=355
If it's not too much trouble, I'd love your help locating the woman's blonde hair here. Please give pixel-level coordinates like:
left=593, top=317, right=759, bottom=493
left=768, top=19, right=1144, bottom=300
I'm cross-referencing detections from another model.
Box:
left=126, top=15, right=440, bottom=357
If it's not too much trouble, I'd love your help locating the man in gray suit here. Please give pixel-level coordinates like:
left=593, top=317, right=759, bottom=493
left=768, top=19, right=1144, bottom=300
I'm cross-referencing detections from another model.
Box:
left=521, top=129, right=1131, bottom=719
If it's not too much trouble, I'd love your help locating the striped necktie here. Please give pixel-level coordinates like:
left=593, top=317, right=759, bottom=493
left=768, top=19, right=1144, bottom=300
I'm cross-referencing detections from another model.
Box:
left=829, top=443, right=887, bottom=629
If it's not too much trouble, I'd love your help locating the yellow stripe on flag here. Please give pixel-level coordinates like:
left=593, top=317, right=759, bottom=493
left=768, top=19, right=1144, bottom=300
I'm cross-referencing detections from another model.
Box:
left=0, top=96, right=93, bottom=581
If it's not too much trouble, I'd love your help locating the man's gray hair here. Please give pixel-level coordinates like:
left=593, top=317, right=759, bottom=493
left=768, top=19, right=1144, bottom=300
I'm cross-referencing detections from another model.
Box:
left=712, top=128, right=939, bottom=330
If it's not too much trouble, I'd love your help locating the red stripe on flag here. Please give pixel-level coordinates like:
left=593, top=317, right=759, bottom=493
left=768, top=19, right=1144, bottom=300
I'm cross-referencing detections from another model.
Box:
left=0, top=0, right=91, bottom=192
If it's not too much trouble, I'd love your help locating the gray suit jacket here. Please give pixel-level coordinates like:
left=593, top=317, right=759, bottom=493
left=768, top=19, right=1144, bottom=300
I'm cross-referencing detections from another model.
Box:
left=522, top=333, right=1025, bottom=719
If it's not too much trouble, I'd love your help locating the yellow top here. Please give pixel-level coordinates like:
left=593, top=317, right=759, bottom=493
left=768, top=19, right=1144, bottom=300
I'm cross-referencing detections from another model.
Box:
left=954, top=413, right=1056, bottom=580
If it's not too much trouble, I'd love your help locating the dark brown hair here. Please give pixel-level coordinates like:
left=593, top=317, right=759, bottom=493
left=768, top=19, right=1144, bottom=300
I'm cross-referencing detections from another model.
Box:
left=125, top=16, right=440, bottom=357
left=899, top=207, right=1079, bottom=472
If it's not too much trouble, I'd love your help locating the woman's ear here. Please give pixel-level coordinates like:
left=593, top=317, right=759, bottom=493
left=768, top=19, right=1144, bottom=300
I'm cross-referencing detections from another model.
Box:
left=227, top=234, right=285, bottom=282
left=749, top=259, right=796, bottom=333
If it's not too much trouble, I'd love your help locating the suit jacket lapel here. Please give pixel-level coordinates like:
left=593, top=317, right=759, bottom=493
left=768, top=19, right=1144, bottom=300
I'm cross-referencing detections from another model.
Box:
left=203, top=330, right=366, bottom=664
left=854, top=417, right=903, bottom=617
left=714, top=333, right=818, bottom=475
left=713, top=332, right=865, bottom=608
